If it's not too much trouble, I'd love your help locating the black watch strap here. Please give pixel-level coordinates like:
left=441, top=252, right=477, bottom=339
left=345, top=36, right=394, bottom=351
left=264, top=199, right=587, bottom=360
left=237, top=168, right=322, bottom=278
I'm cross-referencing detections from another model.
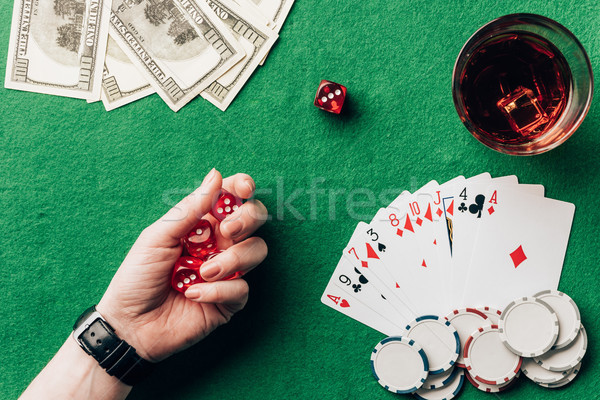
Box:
left=73, top=306, right=154, bottom=386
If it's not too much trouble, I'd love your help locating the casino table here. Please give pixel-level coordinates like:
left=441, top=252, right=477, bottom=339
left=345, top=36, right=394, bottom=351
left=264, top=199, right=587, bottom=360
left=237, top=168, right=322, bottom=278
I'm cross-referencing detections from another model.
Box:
left=0, top=0, right=599, bottom=398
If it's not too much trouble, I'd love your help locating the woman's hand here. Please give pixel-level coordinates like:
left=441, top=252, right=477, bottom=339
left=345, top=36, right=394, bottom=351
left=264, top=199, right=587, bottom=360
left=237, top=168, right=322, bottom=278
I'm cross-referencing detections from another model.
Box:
left=97, top=169, right=268, bottom=362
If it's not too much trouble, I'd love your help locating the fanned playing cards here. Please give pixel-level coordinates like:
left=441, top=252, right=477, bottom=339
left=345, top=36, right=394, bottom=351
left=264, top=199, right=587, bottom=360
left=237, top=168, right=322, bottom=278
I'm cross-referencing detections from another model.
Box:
left=321, top=173, right=575, bottom=335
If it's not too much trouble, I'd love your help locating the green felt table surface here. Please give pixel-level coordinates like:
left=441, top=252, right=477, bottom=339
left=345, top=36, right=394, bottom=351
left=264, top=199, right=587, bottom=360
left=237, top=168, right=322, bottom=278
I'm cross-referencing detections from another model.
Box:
left=1, top=0, right=599, bottom=399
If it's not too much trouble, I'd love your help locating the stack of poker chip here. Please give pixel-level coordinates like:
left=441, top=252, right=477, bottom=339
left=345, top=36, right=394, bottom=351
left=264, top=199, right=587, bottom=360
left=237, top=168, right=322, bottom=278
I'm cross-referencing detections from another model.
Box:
left=370, top=316, right=464, bottom=399
left=370, top=290, right=586, bottom=398
left=500, top=290, right=586, bottom=389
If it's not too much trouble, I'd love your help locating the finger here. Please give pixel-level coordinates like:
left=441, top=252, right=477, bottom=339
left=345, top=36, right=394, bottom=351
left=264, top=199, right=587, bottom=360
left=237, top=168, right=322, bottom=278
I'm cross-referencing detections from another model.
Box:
left=222, top=173, right=255, bottom=199
left=219, top=199, right=268, bottom=241
left=200, top=237, right=268, bottom=281
left=184, top=279, right=249, bottom=310
left=141, top=169, right=222, bottom=247
left=198, top=173, right=256, bottom=233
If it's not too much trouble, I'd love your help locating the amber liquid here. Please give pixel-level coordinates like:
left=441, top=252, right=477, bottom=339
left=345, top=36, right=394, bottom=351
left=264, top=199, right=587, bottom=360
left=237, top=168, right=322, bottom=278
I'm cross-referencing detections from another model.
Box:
left=459, top=32, right=571, bottom=144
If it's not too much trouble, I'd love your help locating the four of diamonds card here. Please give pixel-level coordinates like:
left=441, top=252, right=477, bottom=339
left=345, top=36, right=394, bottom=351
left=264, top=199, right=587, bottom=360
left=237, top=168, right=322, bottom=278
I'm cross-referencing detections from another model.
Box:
left=321, top=173, right=576, bottom=335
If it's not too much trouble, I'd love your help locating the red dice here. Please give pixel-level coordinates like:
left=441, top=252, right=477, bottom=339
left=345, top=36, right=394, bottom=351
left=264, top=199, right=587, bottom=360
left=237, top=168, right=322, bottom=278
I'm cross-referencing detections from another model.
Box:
left=171, top=255, right=243, bottom=293
left=205, top=249, right=223, bottom=260
left=314, top=80, right=346, bottom=114
left=210, top=190, right=242, bottom=221
left=182, top=219, right=218, bottom=259
left=171, top=257, right=204, bottom=293
left=172, top=190, right=246, bottom=294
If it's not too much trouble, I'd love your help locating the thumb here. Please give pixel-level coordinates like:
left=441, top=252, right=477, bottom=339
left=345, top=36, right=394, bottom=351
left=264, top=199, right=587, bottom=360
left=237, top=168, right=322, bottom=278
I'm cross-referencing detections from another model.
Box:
left=142, top=168, right=223, bottom=247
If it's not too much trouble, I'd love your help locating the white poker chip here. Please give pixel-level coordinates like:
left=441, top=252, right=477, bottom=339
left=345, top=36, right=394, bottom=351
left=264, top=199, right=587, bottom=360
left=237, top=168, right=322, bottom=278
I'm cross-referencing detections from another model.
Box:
left=533, top=324, right=587, bottom=372
left=465, top=370, right=519, bottom=393
left=405, top=315, right=460, bottom=375
left=499, top=297, right=559, bottom=357
left=463, top=325, right=521, bottom=385
left=445, top=308, right=491, bottom=368
left=370, top=336, right=429, bottom=394
left=521, top=356, right=571, bottom=384
left=537, top=361, right=582, bottom=388
left=475, top=306, right=502, bottom=325
left=413, top=368, right=465, bottom=400
left=422, top=366, right=458, bottom=390
left=534, top=290, right=581, bottom=349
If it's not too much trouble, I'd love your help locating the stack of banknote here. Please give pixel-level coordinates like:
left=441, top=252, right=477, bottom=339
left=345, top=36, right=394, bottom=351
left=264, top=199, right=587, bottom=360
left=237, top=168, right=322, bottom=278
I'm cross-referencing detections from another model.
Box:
left=4, top=0, right=292, bottom=111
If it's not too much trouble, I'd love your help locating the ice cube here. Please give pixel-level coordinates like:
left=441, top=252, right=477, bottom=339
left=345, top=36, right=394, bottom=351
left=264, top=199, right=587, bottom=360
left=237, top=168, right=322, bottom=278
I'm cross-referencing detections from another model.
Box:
left=496, top=86, right=549, bottom=135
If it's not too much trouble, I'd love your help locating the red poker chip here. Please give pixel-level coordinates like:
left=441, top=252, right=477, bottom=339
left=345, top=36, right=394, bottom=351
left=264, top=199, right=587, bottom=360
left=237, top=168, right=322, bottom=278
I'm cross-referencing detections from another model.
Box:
left=445, top=308, right=491, bottom=368
left=463, top=325, right=522, bottom=385
left=465, top=370, right=518, bottom=393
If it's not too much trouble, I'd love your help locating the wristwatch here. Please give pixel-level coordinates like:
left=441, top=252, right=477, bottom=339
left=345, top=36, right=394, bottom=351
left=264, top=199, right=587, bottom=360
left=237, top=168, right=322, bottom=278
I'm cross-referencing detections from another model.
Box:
left=72, top=306, right=154, bottom=386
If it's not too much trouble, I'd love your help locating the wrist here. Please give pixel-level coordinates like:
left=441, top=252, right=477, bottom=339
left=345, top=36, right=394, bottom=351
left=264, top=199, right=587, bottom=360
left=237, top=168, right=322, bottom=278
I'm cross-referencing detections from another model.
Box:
left=95, top=301, right=151, bottom=361
left=66, top=336, right=133, bottom=391
left=20, top=337, right=132, bottom=400
left=73, top=304, right=156, bottom=385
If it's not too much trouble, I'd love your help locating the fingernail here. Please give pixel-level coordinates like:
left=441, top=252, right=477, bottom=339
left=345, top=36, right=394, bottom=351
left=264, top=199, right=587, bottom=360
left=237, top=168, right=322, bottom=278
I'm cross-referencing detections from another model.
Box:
left=202, top=168, right=217, bottom=186
left=201, top=263, right=221, bottom=280
left=185, top=287, right=202, bottom=299
left=225, top=219, right=243, bottom=238
left=244, top=179, right=255, bottom=195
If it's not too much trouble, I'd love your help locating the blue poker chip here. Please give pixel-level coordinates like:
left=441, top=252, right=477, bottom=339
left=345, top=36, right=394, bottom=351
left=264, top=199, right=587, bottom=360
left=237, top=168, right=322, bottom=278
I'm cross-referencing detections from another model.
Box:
left=413, top=368, right=465, bottom=400
left=370, top=336, right=429, bottom=394
left=422, top=366, right=459, bottom=390
left=405, top=315, right=461, bottom=375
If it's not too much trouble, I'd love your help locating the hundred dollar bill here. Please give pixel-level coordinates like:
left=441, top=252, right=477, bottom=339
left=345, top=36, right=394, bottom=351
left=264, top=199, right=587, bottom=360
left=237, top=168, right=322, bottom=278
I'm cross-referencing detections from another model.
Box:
left=250, top=0, right=293, bottom=33
left=233, top=0, right=288, bottom=66
left=201, top=0, right=277, bottom=111
left=5, top=0, right=111, bottom=100
left=233, top=0, right=273, bottom=27
left=101, top=34, right=155, bottom=111
left=109, top=0, right=245, bottom=112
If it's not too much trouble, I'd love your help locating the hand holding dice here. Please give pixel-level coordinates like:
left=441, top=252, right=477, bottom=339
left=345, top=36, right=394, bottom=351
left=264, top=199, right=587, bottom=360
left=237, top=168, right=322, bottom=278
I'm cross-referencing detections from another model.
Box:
left=94, top=170, right=268, bottom=363
left=171, top=190, right=244, bottom=293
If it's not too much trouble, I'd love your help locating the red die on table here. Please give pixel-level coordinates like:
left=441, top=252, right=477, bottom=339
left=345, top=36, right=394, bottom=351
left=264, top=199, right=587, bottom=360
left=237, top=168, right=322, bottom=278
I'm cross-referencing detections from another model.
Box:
left=182, top=219, right=218, bottom=260
left=314, top=80, right=347, bottom=114
left=210, top=190, right=242, bottom=221
left=171, top=257, right=204, bottom=293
